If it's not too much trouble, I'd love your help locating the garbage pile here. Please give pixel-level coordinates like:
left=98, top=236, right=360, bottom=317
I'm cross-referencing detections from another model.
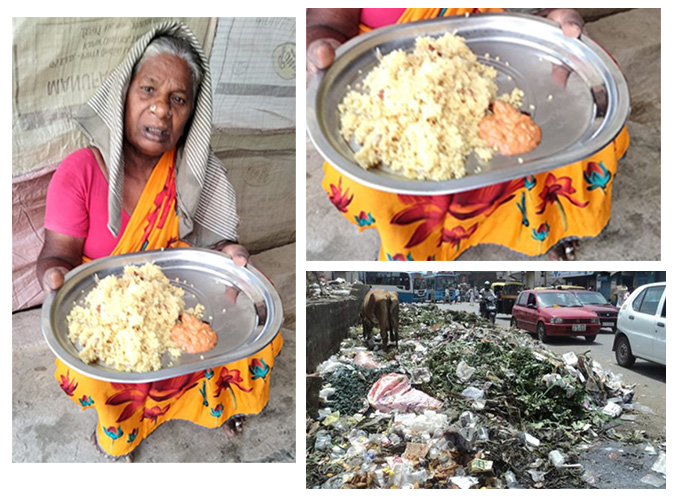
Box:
left=307, top=304, right=655, bottom=489
left=307, top=276, right=359, bottom=302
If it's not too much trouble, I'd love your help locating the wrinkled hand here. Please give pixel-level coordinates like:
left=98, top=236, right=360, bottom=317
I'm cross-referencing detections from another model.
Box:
left=42, top=266, right=69, bottom=292
left=543, top=9, right=586, bottom=38
left=219, top=243, right=249, bottom=267
left=307, top=38, right=343, bottom=87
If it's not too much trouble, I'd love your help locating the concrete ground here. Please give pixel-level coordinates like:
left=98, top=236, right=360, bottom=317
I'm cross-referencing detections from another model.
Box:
left=306, top=8, right=661, bottom=261
left=12, top=243, right=296, bottom=463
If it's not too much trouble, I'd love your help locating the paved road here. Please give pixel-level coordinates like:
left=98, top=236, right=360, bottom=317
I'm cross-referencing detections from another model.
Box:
left=437, top=302, right=666, bottom=441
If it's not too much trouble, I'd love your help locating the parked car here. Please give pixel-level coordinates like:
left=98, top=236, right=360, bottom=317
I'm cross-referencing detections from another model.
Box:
left=511, top=289, right=601, bottom=343
left=613, top=282, right=666, bottom=367
left=569, top=290, right=619, bottom=331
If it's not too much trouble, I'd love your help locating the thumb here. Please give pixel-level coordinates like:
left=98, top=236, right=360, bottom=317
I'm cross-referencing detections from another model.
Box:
left=547, top=9, right=584, bottom=38
left=307, top=38, right=341, bottom=71
left=43, top=267, right=68, bottom=292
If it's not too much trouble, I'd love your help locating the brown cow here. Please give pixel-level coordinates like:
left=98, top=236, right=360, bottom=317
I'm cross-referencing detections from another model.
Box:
left=361, top=289, right=399, bottom=349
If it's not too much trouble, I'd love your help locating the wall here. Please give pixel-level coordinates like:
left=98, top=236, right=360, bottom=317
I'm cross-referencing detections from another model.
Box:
left=305, top=284, right=369, bottom=374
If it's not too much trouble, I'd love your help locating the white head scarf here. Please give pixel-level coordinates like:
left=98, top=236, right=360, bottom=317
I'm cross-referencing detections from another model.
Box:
left=73, top=21, right=239, bottom=247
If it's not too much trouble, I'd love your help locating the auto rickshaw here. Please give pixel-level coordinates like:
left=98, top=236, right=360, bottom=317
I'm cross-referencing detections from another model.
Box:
left=492, top=282, right=525, bottom=315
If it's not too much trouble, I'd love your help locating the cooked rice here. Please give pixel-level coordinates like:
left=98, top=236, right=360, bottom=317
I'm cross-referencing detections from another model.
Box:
left=67, top=262, right=186, bottom=372
left=339, top=32, right=523, bottom=181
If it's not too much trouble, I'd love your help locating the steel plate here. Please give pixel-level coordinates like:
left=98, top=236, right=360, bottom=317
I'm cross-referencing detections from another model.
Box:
left=307, top=13, right=629, bottom=195
left=41, top=248, right=283, bottom=383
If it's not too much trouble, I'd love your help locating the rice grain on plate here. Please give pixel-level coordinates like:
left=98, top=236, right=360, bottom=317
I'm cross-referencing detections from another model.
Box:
left=339, top=32, right=523, bottom=181
left=67, top=262, right=186, bottom=372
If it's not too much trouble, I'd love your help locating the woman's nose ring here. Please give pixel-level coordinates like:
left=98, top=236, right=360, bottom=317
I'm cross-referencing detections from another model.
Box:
left=150, top=104, right=157, bottom=112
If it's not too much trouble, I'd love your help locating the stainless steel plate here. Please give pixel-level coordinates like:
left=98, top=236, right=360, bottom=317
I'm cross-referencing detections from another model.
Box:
left=307, top=13, right=629, bottom=195
left=41, top=248, right=283, bottom=383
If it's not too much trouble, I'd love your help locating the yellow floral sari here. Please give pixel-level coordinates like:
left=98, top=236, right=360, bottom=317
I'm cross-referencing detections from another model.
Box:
left=324, top=8, right=630, bottom=260
left=55, top=149, right=283, bottom=457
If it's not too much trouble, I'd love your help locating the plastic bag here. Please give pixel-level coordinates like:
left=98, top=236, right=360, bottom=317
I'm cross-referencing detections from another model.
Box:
left=367, top=373, right=442, bottom=413
left=394, top=410, right=449, bottom=437
left=456, top=361, right=476, bottom=382
left=315, top=431, right=332, bottom=450
left=461, top=387, right=485, bottom=399
left=353, top=351, right=380, bottom=369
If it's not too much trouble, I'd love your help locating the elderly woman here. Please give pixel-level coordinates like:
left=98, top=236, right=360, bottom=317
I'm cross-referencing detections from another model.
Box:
left=307, top=8, right=629, bottom=261
left=37, top=22, right=282, bottom=460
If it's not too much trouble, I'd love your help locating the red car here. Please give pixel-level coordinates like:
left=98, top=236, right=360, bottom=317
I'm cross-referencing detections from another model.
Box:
left=569, top=290, right=619, bottom=331
left=511, top=290, right=601, bottom=343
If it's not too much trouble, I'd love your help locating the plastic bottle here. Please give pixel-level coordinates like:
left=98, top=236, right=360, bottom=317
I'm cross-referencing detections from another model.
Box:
left=549, top=450, right=566, bottom=468
left=314, top=431, right=332, bottom=450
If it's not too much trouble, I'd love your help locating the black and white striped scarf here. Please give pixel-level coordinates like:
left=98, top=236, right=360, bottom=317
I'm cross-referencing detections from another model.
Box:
left=73, top=21, right=239, bottom=247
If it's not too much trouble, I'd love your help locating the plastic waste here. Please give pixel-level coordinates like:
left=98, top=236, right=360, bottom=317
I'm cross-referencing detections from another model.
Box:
left=315, top=431, right=332, bottom=450
left=410, top=367, right=432, bottom=384
left=319, top=387, right=335, bottom=402
left=504, top=470, right=520, bottom=488
left=548, top=450, right=566, bottom=468
left=449, top=476, right=480, bottom=489
left=322, top=411, right=341, bottom=427
left=394, top=410, right=450, bottom=437
left=580, top=469, right=597, bottom=486
left=542, top=373, right=577, bottom=398
left=471, top=400, right=486, bottom=410
left=459, top=411, right=477, bottom=426
left=651, top=452, right=666, bottom=475
left=640, top=474, right=665, bottom=488
left=520, top=431, right=540, bottom=448
left=353, top=351, right=380, bottom=369
left=476, top=426, right=490, bottom=442
left=461, top=386, right=485, bottom=399
left=528, top=470, right=546, bottom=482
left=562, top=351, right=578, bottom=366
left=456, top=361, right=476, bottom=382
left=602, top=401, right=623, bottom=418
left=318, top=357, right=351, bottom=376
left=368, top=373, right=442, bottom=413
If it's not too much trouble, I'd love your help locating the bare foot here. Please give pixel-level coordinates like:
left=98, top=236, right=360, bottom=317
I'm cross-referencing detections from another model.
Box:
left=92, top=430, right=134, bottom=462
left=548, top=241, right=579, bottom=261
left=223, top=416, right=246, bottom=438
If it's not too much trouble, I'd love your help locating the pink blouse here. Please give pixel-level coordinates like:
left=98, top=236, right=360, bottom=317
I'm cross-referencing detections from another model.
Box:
left=44, top=148, right=130, bottom=260
left=360, top=8, right=407, bottom=29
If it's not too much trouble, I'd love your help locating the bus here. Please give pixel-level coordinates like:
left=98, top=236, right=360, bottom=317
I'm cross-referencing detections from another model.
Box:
left=361, top=272, right=458, bottom=303
left=434, top=272, right=457, bottom=302
left=411, top=273, right=434, bottom=302
left=361, top=272, right=418, bottom=303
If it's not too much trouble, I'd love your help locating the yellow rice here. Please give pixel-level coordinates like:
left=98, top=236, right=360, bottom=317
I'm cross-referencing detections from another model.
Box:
left=67, top=262, right=186, bottom=373
left=339, top=32, right=523, bottom=181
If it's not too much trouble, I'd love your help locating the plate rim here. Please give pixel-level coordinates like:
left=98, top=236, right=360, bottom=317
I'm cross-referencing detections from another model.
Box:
left=306, top=13, right=630, bottom=195
left=41, top=247, right=284, bottom=383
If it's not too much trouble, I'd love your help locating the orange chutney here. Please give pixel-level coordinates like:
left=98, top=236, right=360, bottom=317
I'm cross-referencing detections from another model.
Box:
left=478, top=100, right=542, bottom=155
left=170, top=313, right=218, bottom=353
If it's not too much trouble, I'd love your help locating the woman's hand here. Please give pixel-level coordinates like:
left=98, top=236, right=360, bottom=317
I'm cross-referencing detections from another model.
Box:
left=307, top=38, right=343, bottom=85
left=42, top=266, right=70, bottom=292
left=306, top=9, right=361, bottom=86
left=541, top=9, right=586, bottom=38
left=36, top=230, right=84, bottom=292
left=218, top=243, right=250, bottom=266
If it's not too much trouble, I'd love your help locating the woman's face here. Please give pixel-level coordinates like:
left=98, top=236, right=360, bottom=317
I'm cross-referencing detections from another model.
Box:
left=124, top=53, right=194, bottom=159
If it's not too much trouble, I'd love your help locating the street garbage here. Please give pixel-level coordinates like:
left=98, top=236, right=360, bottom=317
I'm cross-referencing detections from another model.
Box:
left=307, top=303, right=663, bottom=489
left=368, top=373, right=442, bottom=413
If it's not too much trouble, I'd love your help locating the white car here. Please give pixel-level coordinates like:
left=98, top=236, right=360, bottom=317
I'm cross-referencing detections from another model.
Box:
left=613, top=282, right=666, bottom=367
